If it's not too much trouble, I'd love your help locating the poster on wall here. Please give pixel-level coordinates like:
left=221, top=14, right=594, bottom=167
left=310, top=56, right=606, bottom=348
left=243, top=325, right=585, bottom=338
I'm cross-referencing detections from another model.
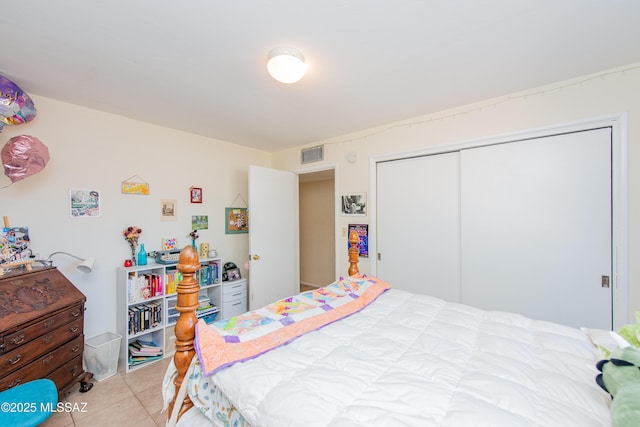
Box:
left=70, top=189, right=101, bottom=217
left=348, top=224, right=368, bottom=258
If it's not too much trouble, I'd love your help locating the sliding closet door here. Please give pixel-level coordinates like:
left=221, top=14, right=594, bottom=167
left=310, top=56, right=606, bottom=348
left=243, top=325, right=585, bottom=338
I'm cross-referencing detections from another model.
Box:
left=460, top=128, right=612, bottom=329
left=377, top=152, right=461, bottom=300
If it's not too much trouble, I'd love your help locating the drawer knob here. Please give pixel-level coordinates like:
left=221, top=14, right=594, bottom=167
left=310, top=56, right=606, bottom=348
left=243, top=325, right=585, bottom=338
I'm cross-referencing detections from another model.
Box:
left=8, top=355, right=21, bottom=365
left=71, top=345, right=80, bottom=353
left=71, top=309, right=81, bottom=317
left=69, top=326, right=79, bottom=333
left=43, top=355, right=54, bottom=365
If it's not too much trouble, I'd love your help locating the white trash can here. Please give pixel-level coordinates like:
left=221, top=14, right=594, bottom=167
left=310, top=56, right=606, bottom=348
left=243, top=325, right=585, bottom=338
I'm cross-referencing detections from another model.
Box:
left=84, top=332, right=122, bottom=381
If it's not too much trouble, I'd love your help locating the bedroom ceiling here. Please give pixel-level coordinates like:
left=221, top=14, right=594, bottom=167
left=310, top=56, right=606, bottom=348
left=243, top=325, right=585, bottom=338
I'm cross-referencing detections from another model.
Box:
left=1, top=1, right=639, bottom=152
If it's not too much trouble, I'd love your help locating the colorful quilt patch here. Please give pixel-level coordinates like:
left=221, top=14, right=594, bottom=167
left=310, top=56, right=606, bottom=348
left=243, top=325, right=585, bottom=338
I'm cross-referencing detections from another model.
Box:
left=266, top=297, right=315, bottom=316
left=217, top=312, right=274, bottom=335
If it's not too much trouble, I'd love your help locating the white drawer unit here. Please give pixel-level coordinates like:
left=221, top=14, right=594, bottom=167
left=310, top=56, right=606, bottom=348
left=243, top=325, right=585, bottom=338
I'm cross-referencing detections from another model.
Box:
left=222, top=278, right=247, bottom=319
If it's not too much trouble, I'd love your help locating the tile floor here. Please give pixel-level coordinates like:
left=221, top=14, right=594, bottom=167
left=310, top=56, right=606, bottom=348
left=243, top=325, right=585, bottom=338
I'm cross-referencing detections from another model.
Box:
left=41, top=355, right=171, bottom=427
left=40, top=285, right=318, bottom=427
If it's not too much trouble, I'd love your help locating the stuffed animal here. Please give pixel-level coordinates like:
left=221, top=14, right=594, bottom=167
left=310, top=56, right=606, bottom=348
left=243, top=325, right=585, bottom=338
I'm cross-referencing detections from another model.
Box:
left=617, top=311, right=640, bottom=348
left=596, top=345, right=640, bottom=427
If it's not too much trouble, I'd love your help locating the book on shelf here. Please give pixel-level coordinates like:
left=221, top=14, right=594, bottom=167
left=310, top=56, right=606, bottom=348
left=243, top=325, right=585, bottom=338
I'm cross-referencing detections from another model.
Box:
left=128, top=338, right=163, bottom=366
left=128, top=354, right=163, bottom=366
left=127, top=272, right=163, bottom=303
left=128, top=301, right=162, bottom=335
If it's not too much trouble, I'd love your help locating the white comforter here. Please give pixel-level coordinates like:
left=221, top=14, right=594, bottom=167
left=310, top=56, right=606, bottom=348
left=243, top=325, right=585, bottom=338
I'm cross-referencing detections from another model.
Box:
left=205, top=289, right=611, bottom=426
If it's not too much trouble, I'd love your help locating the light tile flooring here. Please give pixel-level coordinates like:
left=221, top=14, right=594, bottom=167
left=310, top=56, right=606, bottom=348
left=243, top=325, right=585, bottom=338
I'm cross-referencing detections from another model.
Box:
left=41, top=356, right=172, bottom=427
left=41, top=285, right=318, bottom=427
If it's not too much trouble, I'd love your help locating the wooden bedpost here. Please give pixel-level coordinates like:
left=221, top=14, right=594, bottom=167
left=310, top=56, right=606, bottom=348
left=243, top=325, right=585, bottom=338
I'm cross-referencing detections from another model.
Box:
left=348, top=229, right=360, bottom=276
left=169, top=245, right=201, bottom=420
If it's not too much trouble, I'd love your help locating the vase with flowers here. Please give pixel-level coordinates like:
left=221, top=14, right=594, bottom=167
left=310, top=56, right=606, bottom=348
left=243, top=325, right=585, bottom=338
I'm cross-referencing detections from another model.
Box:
left=123, top=226, right=142, bottom=265
left=189, top=229, right=199, bottom=249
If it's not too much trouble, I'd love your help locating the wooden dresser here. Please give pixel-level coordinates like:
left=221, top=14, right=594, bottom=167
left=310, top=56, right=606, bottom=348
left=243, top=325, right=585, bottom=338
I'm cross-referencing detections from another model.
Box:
left=0, top=266, right=88, bottom=393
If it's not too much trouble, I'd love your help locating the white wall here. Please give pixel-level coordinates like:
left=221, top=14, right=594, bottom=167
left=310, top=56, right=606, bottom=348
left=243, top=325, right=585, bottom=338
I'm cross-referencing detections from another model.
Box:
left=273, top=62, right=640, bottom=323
left=0, top=95, right=270, bottom=338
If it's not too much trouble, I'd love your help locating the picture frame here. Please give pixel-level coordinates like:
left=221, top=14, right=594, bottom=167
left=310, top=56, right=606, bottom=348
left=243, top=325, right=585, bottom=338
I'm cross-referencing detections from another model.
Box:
left=225, top=207, right=249, bottom=234
left=341, top=193, right=367, bottom=216
left=190, top=187, right=203, bottom=203
left=70, top=188, right=101, bottom=217
left=227, top=267, right=241, bottom=281
left=161, top=199, right=177, bottom=222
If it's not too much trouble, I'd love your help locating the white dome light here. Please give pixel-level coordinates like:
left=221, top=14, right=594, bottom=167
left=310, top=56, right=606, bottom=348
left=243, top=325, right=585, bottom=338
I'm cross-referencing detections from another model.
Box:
left=267, top=47, right=306, bottom=84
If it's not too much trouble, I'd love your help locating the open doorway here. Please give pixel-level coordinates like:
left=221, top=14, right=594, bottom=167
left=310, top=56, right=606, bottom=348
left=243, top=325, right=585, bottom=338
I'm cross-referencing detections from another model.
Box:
left=299, top=169, right=335, bottom=291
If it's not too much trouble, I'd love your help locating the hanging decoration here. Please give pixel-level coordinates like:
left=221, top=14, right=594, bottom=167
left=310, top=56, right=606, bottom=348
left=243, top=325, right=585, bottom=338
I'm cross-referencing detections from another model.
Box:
left=225, top=193, right=248, bottom=234
left=1, top=135, right=50, bottom=184
left=121, top=174, right=150, bottom=195
left=0, top=75, right=37, bottom=132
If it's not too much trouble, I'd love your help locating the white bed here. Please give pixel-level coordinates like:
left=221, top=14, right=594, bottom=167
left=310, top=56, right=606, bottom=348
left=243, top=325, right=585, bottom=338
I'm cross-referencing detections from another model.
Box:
left=164, top=236, right=612, bottom=427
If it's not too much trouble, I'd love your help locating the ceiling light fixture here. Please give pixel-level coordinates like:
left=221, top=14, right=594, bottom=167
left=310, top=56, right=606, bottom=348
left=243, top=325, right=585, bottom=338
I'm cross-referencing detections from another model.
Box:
left=267, top=47, right=306, bottom=84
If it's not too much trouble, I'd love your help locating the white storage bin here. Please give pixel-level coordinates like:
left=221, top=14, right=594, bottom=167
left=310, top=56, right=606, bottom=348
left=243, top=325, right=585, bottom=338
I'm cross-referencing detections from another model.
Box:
left=84, top=332, right=122, bottom=381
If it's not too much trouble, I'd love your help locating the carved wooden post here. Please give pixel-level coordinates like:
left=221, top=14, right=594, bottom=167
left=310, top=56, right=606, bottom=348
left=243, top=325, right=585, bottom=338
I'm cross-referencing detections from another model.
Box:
left=348, top=229, right=360, bottom=276
left=169, top=245, right=200, bottom=420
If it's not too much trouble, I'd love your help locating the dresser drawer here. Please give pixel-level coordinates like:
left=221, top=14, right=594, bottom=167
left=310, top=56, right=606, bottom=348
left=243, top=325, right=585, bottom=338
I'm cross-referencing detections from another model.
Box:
left=47, top=354, right=83, bottom=392
left=223, top=280, right=246, bottom=296
left=1, top=303, right=84, bottom=354
left=0, top=319, right=83, bottom=375
left=223, top=288, right=246, bottom=304
left=0, top=334, right=84, bottom=391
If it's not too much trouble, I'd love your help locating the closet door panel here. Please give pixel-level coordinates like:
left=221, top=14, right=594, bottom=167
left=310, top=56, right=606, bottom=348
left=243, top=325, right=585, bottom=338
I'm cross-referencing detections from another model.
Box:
left=377, top=153, right=461, bottom=301
left=460, top=128, right=612, bottom=328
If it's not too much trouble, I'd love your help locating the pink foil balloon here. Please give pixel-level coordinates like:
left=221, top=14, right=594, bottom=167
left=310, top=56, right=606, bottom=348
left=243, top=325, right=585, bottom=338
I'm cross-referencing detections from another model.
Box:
left=1, top=135, right=50, bottom=183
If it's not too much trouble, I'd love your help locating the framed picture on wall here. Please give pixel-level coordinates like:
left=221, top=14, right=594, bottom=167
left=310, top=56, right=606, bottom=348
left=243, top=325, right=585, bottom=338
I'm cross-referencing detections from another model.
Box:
left=190, top=187, right=202, bottom=203
left=341, top=193, right=366, bottom=216
left=225, top=207, right=248, bottom=234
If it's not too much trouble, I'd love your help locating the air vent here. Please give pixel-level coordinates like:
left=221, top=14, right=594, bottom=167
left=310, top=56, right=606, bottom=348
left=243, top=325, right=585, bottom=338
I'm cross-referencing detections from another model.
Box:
left=301, top=145, right=324, bottom=164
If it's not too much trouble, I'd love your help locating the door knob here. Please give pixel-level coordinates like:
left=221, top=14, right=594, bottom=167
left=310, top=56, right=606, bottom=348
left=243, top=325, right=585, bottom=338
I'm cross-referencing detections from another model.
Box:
left=252, top=254, right=260, bottom=260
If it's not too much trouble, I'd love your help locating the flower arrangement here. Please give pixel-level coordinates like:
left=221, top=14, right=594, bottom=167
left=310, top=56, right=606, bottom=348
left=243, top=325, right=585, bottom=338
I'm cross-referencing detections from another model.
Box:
left=189, top=229, right=199, bottom=248
left=123, top=226, right=142, bottom=264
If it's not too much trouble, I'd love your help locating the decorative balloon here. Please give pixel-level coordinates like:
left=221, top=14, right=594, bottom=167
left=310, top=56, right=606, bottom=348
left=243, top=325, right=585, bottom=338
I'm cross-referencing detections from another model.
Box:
left=1, top=135, right=50, bottom=184
left=0, top=75, right=37, bottom=132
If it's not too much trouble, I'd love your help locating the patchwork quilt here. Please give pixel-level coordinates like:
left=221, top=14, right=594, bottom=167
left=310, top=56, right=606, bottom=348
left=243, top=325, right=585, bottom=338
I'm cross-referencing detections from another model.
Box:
left=195, top=275, right=390, bottom=376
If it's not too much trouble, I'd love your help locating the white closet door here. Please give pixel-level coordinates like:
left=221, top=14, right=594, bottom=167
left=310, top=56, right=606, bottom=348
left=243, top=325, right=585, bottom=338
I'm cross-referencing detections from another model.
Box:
left=377, top=152, right=461, bottom=301
left=460, top=128, right=612, bottom=329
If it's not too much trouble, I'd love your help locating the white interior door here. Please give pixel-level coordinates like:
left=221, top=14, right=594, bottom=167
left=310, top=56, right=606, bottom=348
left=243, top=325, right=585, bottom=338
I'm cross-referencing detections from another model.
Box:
left=460, top=128, right=612, bottom=329
left=377, top=152, right=461, bottom=301
left=248, top=165, right=299, bottom=309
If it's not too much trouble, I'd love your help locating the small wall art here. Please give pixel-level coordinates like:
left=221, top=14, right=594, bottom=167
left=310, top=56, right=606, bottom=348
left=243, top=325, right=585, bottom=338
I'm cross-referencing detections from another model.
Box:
left=161, top=199, right=177, bottom=222
left=341, top=193, right=367, bottom=216
left=70, top=188, right=101, bottom=217
left=192, top=215, right=208, bottom=230
left=190, top=187, right=202, bottom=203
left=0, top=226, right=31, bottom=265
left=121, top=175, right=150, bottom=195
left=225, top=207, right=248, bottom=234
left=161, top=237, right=177, bottom=251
